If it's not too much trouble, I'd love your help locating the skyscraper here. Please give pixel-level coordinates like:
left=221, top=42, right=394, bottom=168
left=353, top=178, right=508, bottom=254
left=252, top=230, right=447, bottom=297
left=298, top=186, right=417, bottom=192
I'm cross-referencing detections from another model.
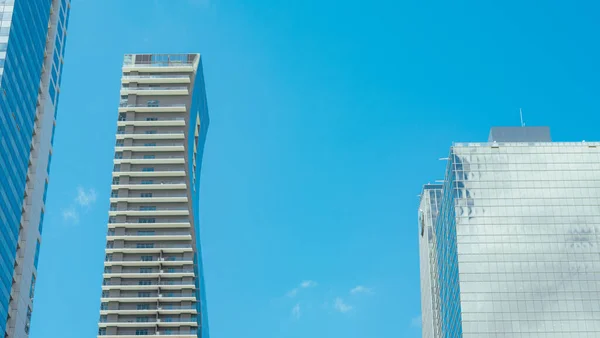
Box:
left=98, top=54, right=210, bottom=338
left=419, top=127, right=600, bottom=338
left=0, top=1, right=70, bottom=337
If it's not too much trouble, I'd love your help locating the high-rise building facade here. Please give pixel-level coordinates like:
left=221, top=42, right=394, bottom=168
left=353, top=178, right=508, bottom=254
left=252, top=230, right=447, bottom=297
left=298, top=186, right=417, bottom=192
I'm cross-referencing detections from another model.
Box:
left=0, top=0, right=70, bottom=337
left=419, top=127, right=600, bottom=338
left=98, top=54, right=210, bottom=338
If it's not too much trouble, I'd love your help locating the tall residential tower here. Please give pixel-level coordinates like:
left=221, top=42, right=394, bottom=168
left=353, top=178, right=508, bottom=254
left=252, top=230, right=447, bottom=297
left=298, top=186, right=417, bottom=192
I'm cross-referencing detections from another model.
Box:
left=419, top=127, right=600, bottom=337
left=98, top=54, right=210, bottom=338
left=0, top=1, right=70, bottom=337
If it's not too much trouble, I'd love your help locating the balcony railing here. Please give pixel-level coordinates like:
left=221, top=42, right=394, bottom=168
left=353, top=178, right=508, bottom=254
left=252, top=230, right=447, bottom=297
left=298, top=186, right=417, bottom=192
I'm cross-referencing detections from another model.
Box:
left=122, top=75, right=190, bottom=80
left=119, top=103, right=186, bottom=108
left=121, top=86, right=188, bottom=91
left=104, top=281, right=195, bottom=286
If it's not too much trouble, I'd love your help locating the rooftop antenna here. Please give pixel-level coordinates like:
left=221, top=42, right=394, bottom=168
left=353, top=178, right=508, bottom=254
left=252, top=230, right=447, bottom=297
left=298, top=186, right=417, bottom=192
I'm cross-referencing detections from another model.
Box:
left=519, top=108, right=525, bottom=127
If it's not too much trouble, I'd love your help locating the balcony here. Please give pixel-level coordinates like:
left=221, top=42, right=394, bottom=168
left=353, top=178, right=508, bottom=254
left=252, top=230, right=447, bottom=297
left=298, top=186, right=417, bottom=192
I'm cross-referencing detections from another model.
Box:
left=117, top=118, right=185, bottom=127
left=115, top=145, right=184, bottom=152
left=105, top=244, right=193, bottom=254
left=105, top=258, right=194, bottom=267
left=120, top=86, right=189, bottom=96
left=116, top=132, right=185, bottom=141
left=101, top=292, right=196, bottom=303
left=98, top=334, right=196, bottom=338
left=99, top=319, right=198, bottom=328
left=123, top=61, right=195, bottom=73
left=112, top=171, right=186, bottom=178
left=102, top=281, right=196, bottom=291
left=108, top=208, right=190, bottom=217
left=121, top=75, right=191, bottom=84
left=118, top=104, right=187, bottom=113
left=109, top=196, right=188, bottom=203
left=111, top=182, right=187, bottom=190
left=106, top=230, right=191, bottom=240
left=107, top=221, right=191, bottom=229
left=114, top=157, right=185, bottom=165
left=100, top=306, right=197, bottom=316
left=103, top=270, right=196, bottom=279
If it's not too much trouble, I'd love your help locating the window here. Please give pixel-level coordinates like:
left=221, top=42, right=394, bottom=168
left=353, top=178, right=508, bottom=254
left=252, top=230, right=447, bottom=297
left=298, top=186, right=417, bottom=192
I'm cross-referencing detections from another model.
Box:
left=110, top=191, right=118, bottom=198
left=142, top=167, right=154, bottom=172
left=100, top=303, right=108, bottom=310
left=117, top=126, right=125, bottom=134
left=143, top=155, right=155, bottom=159
left=145, top=130, right=157, bottom=134
left=138, top=231, right=155, bottom=236
left=34, top=241, right=41, bottom=269
left=139, top=206, right=156, bottom=211
left=118, top=113, right=126, bottom=121
left=137, top=291, right=151, bottom=297
left=101, top=291, right=109, bottom=297
left=164, top=317, right=173, bottom=323
left=141, top=193, right=152, bottom=198
left=112, top=177, right=120, bottom=184
left=115, top=140, right=124, bottom=147
left=136, top=243, right=154, bottom=248
left=108, top=217, right=116, bottom=223
left=145, top=117, right=158, bottom=121
left=137, top=304, right=150, bottom=310
left=47, top=153, right=52, bottom=174
left=49, top=83, right=56, bottom=103
left=114, top=153, right=123, bottom=160
left=138, top=280, right=152, bottom=285
left=147, top=100, right=159, bottom=107
left=141, top=256, right=153, bottom=262
left=105, top=254, right=113, bottom=262
left=167, top=268, right=175, bottom=273
left=138, top=218, right=156, bottom=223
left=43, top=181, right=49, bottom=204
left=38, top=210, right=44, bottom=234
left=141, top=180, right=153, bottom=184
left=106, top=242, right=114, bottom=249
left=99, top=315, right=107, bottom=323
left=98, top=328, right=106, bottom=336
left=29, top=274, right=36, bottom=299
left=109, top=204, right=117, bottom=211
left=135, top=330, right=149, bottom=336
left=104, top=266, right=112, bottom=273
left=113, top=164, right=121, bottom=172
left=144, top=143, right=156, bottom=147
left=136, top=317, right=150, bottom=323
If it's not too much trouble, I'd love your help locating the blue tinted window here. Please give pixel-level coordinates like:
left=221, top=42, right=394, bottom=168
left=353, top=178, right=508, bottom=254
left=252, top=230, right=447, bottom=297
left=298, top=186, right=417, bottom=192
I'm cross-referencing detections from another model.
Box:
left=43, top=181, right=49, bottom=204
left=53, top=50, right=59, bottom=68
left=38, top=210, right=44, bottom=234
left=0, top=43, right=7, bottom=51
left=46, top=153, right=52, bottom=174
left=50, top=124, right=56, bottom=146
left=51, top=65, right=58, bottom=85
left=34, top=241, right=41, bottom=269
left=57, top=24, right=63, bottom=40
left=49, top=83, right=56, bottom=103
left=54, top=35, right=61, bottom=54
left=59, top=7, right=65, bottom=26
left=29, top=274, right=36, bottom=299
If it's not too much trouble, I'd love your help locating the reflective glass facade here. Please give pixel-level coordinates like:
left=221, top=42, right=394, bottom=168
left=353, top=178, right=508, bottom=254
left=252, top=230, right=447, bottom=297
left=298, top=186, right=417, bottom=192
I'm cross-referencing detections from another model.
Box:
left=419, top=185, right=442, bottom=338
left=420, top=130, right=600, bottom=338
left=0, top=0, right=70, bottom=336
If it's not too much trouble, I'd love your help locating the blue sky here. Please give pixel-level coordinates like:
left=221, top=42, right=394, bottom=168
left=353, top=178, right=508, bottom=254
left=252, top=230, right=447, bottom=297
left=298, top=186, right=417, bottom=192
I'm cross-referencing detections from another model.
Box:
left=29, top=0, right=600, bottom=337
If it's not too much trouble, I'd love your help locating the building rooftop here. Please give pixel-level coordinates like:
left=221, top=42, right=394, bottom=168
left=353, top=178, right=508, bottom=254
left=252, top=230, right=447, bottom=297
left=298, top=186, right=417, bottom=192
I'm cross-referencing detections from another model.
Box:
left=488, top=126, right=551, bottom=142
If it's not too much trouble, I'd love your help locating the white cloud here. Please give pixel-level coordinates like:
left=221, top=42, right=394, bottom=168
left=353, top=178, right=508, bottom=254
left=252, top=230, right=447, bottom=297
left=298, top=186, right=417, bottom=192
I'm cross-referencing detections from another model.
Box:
left=62, top=208, right=79, bottom=223
left=291, top=303, right=301, bottom=319
left=334, top=297, right=353, bottom=313
left=350, top=285, right=373, bottom=295
left=300, top=280, right=317, bottom=288
left=62, top=186, right=97, bottom=224
left=76, top=186, right=97, bottom=207
left=287, top=280, right=317, bottom=297
left=411, top=315, right=422, bottom=328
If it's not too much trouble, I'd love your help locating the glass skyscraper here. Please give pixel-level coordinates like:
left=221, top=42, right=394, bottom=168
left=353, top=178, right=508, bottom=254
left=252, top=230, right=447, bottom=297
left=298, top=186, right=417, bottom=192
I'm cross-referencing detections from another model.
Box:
left=97, top=54, right=210, bottom=338
left=0, top=1, right=70, bottom=337
left=419, top=127, right=600, bottom=338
